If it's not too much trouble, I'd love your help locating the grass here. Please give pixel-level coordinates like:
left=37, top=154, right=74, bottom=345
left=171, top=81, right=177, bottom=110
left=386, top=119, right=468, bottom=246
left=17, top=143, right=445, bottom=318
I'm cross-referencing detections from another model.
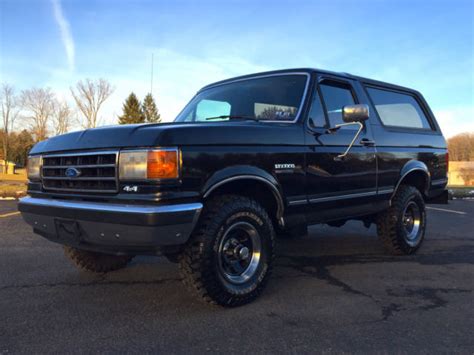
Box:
left=0, top=182, right=27, bottom=198
left=0, top=169, right=27, bottom=182
left=0, top=170, right=28, bottom=198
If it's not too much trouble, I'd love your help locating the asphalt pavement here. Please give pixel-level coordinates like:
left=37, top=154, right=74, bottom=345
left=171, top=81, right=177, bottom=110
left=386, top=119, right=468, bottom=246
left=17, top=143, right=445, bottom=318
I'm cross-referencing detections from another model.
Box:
left=0, top=200, right=473, bottom=354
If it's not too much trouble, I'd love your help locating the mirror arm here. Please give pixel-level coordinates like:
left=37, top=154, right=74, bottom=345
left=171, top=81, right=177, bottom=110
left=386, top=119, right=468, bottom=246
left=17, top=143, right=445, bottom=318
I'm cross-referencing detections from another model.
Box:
left=334, top=122, right=364, bottom=161
left=326, top=121, right=361, bottom=134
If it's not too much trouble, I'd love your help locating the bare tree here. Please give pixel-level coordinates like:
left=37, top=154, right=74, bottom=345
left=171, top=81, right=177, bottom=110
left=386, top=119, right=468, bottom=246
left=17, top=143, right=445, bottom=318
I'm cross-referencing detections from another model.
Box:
left=53, top=100, right=73, bottom=136
left=447, top=133, right=474, bottom=161
left=1, top=84, right=19, bottom=173
left=70, top=79, right=114, bottom=128
left=21, top=88, right=56, bottom=142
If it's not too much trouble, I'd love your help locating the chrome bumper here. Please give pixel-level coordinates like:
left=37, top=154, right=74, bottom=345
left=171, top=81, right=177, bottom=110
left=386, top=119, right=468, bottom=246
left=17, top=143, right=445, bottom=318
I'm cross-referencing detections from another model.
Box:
left=19, top=197, right=203, bottom=251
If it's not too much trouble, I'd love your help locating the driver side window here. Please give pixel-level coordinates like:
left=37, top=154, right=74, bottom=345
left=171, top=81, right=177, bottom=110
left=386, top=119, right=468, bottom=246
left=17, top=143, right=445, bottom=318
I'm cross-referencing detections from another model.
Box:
left=319, top=81, right=357, bottom=130
left=307, top=91, right=326, bottom=128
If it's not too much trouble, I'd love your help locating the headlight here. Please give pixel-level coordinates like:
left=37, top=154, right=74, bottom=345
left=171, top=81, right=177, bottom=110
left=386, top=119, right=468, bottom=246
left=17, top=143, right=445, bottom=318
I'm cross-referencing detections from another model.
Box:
left=27, top=155, right=42, bottom=181
left=119, top=148, right=179, bottom=180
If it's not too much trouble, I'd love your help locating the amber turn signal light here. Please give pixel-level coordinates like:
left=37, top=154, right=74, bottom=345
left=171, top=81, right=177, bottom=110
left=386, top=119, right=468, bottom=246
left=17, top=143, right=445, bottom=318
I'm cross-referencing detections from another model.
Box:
left=147, top=149, right=179, bottom=179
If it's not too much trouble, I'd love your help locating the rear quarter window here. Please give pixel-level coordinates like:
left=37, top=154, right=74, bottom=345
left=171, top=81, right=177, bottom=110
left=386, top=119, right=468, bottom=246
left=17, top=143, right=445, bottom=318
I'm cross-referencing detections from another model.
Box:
left=366, top=87, right=433, bottom=130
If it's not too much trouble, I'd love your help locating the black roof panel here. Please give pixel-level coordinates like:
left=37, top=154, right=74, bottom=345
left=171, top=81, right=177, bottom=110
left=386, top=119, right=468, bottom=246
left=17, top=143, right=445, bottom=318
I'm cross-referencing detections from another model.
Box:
left=200, top=67, right=420, bottom=95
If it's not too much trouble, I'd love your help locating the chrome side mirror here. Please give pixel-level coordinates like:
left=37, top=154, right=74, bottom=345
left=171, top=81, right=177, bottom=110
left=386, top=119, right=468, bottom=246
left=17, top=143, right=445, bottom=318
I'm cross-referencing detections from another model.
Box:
left=342, top=104, right=369, bottom=123
left=332, top=104, right=370, bottom=161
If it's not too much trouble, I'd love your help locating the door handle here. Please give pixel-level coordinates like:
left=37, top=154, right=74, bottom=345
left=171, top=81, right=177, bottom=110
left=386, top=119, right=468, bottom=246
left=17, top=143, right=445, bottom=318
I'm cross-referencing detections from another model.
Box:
left=360, top=138, right=375, bottom=147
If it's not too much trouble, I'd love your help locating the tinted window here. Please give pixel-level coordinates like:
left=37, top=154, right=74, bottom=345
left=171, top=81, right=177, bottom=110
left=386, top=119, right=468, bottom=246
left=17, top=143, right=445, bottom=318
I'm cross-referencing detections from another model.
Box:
left=195, top=99, right=231, bottom=121
left=319, top=82, right=357, bottom=129
left=175, top=74, right=308, bottom=122
left=366, top=87, right=432, bottom=129
left=307, top=91, right=326, bottom=127
left=254, top=103, right=297, bottom=120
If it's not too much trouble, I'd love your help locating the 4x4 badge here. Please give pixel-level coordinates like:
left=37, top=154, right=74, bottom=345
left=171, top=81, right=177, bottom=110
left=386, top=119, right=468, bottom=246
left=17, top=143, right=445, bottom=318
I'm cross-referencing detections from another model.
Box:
left=123, top=185, right=138, bottom=192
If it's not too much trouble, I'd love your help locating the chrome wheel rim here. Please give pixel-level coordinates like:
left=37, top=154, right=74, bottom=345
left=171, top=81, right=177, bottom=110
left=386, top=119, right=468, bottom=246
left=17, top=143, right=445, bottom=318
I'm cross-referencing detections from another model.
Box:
left=403, top=201, right=422, bottom=246
left=218, top=221, right=262, bottom=284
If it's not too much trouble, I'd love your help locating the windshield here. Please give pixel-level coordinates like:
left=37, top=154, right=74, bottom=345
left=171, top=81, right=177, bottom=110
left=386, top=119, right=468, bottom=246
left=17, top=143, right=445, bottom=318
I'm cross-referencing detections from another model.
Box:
left=174, top=74, right=308, bottom=123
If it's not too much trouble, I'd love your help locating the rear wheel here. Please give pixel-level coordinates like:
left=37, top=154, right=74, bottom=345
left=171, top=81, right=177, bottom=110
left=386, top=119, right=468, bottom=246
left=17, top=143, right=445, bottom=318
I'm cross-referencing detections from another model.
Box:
left=376, top=185, right=426, bottom=255
left=64, top=246, right=133, bottom=273
left=179, top=195, right=275, bottom=307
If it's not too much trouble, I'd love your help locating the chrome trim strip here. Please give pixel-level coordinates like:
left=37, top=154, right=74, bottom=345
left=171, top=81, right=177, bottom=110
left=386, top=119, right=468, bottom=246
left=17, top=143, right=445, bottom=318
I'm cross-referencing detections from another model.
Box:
left=19, top=196, right=203, bottom=215
left=43, top=176, right=116, bottom=181
left=192, top=72, right=311, bottom=124
left=288, top=199, right=308, bottom=206
left=42, top=164, right=116, bottom=169
left=309, top=191, right=377, bottom=203
left=378, top=188, right=394, bottom=194
left=38, top=187, right=119, bottom=193
left=431, top=179, right=448, bottom=186
left=42, top=150, right=118, bottom=158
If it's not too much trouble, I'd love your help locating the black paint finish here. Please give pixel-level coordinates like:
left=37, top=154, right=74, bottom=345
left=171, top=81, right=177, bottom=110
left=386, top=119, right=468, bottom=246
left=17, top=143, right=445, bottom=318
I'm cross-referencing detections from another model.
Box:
left=28, top=68, right=448, bottom=228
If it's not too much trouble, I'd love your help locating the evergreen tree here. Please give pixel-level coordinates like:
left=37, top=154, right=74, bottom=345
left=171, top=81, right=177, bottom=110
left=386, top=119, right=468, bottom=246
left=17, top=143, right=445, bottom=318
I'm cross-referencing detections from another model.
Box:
left=118, top=92, right=145, bottom=124
left=142, top=93, right=161, bottom=123
left=9, top=130, right=34, bottom=167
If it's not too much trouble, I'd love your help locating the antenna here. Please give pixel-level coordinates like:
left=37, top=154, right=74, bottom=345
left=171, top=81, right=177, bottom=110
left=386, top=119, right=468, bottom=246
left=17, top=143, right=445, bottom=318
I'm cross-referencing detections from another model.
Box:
left=150, top=53, right=154, bottom=95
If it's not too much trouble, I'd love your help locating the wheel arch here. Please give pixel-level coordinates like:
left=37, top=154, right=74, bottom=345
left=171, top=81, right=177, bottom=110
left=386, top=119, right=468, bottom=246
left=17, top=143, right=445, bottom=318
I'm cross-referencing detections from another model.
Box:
left=202, top=166, right=285, bottom=226
left=391, top=160, right=431, bottom=202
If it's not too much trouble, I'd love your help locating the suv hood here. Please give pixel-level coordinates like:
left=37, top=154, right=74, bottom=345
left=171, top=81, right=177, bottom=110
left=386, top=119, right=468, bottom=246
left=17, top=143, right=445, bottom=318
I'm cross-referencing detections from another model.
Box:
left=30, top=121, right=304, bottom=154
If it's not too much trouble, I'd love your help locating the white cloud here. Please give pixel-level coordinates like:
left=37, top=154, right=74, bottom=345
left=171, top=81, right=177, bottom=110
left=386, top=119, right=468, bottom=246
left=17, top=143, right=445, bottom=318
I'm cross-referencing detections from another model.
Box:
left=51, top=0, right=75, bottom=71
left=433, top=106, right=474, bottom=138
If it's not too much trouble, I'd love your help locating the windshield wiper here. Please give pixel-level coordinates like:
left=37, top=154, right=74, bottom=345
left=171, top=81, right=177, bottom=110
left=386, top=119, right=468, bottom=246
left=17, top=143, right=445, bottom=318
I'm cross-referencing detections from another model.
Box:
left=205, top=115, right=259, bottom=121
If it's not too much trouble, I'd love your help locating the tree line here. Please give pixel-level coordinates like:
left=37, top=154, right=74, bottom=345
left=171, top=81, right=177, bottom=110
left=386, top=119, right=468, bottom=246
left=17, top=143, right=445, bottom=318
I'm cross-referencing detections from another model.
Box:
left=447, top=132, right=474, bottom=161
left=0, top=80, right=162, bottom=173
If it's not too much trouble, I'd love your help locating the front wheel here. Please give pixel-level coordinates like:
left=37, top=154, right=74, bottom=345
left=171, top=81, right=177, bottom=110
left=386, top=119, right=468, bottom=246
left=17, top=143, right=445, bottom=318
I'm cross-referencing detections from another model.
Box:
left=376, top=185, right=426, bottom=255
left=179, top=195, right=275, bottom=307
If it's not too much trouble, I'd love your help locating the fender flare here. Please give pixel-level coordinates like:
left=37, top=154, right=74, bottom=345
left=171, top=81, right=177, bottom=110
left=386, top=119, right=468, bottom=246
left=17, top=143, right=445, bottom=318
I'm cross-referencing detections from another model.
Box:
left=202, top=165, right=285, bottom=222
left=391, top=160, right=431, bottom=200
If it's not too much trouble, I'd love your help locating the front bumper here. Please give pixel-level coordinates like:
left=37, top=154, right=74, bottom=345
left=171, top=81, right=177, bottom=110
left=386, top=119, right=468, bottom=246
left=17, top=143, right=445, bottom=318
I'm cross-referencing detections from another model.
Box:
left=18, top=197, right=203, bottom=253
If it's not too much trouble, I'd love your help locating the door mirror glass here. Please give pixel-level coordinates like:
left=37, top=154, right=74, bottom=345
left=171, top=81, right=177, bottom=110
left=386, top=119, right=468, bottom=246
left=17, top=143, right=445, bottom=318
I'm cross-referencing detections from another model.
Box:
left=342, top=104, right=369, bottom=123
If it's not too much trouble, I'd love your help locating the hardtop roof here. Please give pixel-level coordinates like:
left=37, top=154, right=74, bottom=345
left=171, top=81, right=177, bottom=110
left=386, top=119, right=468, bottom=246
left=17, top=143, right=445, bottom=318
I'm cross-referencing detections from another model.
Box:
left=199, top=68, right=421, bottom=96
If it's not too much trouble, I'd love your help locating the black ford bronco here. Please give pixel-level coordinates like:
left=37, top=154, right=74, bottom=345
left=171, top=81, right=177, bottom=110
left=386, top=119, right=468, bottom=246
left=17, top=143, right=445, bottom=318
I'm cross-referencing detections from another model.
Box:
left=19, top=68, right=448, bottom=306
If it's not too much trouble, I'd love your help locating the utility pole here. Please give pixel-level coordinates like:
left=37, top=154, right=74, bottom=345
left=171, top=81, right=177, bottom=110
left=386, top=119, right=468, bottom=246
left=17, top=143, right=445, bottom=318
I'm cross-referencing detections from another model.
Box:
left=150, top=53, right=154, bottom=95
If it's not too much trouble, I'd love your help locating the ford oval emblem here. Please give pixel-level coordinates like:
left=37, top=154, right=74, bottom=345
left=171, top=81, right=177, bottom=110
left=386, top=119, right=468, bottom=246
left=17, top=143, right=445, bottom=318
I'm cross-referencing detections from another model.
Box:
left=65, top=167, right=81, bottom=178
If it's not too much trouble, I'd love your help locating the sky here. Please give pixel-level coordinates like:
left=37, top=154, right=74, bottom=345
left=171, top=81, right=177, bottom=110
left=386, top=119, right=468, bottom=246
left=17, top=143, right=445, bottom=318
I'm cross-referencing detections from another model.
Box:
left=0, top=0, right=473, bottom=137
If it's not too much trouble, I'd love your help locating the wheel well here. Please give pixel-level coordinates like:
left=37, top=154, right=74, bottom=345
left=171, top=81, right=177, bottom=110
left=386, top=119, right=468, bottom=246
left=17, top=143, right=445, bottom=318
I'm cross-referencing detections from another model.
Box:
left=204, top=178, right=282, bottom=225
left=396, top=170, right=429, bottom=198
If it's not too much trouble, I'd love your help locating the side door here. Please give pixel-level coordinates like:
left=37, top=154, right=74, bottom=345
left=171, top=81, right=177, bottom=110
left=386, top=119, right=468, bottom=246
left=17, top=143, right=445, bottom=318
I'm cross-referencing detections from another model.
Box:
left=304, top=76, right=379, bottom=223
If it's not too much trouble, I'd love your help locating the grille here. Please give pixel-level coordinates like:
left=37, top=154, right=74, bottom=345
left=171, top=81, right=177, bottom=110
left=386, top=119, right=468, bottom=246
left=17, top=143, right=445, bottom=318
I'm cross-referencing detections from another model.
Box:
left=42, top=151, right=118, bottom=193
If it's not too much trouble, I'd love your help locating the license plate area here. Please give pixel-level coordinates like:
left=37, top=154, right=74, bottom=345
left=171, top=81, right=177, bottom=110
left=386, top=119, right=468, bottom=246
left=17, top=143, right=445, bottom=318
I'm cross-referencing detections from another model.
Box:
left=55, top=219, right=82, bottom=243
